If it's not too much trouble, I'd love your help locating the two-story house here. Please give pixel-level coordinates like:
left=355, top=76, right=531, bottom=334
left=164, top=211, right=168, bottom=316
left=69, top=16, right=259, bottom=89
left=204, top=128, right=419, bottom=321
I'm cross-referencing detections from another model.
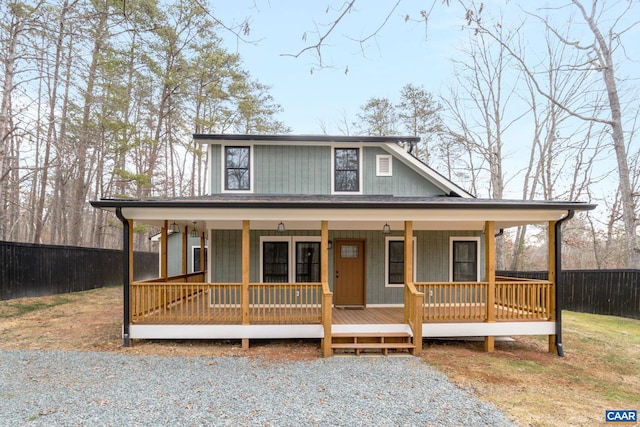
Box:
left=91, top=134, right=595, bottom=356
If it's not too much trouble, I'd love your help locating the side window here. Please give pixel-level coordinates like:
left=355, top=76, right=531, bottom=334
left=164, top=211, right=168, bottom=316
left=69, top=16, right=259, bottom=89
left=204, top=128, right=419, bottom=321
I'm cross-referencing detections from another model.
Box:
left=224, top=146, right=250, bottom=191
left=193, top=247, right=208, bottom=272
left=334, top=147, right=360, bottom=192
left=451, top=239, right=479, bottom=282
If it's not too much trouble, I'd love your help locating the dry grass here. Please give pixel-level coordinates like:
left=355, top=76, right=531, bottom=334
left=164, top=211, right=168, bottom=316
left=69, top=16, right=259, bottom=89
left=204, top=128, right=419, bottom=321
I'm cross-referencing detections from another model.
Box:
left=0, top=286, right=638, bottom=426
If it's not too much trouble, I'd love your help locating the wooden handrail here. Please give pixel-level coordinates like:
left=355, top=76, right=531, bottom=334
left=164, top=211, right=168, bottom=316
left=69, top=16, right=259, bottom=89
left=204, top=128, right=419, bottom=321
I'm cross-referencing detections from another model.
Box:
left=321, top=281, right=333, bottom=357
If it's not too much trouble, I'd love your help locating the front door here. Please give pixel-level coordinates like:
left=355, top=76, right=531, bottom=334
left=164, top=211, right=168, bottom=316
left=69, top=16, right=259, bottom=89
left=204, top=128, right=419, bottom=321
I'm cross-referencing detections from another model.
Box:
left=334, top=239, right=365, bottom=306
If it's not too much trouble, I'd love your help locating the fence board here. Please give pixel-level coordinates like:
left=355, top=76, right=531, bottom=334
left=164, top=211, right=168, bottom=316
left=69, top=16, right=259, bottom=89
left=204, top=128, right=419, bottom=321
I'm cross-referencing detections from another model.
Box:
left=498, top=270, right=640, bottom=320
left=0, top=241, right=158, bottom=300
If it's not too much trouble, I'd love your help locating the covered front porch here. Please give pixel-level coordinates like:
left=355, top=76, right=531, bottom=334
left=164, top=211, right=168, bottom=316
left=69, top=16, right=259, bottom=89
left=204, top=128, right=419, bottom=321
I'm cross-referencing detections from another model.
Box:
left=123, top=217, right=559, bottom=357
left=92, top=195, right=593, bottom=357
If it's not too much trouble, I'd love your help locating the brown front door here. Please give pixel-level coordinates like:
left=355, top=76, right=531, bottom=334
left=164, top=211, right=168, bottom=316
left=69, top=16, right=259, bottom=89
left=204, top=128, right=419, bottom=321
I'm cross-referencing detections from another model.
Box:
left=334, top=239, right=365, bottom=306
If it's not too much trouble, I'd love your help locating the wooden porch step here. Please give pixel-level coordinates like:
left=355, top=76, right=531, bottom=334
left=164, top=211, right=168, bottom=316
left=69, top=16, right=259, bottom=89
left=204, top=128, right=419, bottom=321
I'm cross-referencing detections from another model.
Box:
left=330, top=331, right=415, bottom=356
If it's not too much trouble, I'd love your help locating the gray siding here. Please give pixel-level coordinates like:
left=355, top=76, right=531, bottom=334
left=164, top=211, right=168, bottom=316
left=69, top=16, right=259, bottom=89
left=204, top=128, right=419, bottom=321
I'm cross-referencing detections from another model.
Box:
left=207, top=144, right=446, bottom=196
left=209, top=229, right=483, bottom=305
left=363, top=147, right=444, bottom=196
left=209, top=144, right=221, bottom=193
left=167, top=234, right=205, bottom=276
left=254, top=145, right=330, bottom=194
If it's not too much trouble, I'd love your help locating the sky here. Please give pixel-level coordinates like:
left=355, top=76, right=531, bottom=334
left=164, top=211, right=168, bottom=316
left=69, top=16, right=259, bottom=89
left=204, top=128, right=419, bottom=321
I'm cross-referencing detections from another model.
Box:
left=208, top=1, right=640, bottom=209
left=212, top=1, right=466, bottom=134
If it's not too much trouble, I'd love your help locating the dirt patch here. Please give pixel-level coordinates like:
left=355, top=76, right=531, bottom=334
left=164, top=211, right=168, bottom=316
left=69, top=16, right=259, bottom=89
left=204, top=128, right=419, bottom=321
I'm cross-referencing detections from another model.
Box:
left=1, top=286, right=639, bottom=426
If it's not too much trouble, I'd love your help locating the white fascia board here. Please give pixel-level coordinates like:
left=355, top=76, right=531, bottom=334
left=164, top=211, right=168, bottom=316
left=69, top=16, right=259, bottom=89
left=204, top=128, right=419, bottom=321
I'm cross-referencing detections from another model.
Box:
left=121, top=207, right=569, bottom=224
left=381, top=143, right=474, bottom=198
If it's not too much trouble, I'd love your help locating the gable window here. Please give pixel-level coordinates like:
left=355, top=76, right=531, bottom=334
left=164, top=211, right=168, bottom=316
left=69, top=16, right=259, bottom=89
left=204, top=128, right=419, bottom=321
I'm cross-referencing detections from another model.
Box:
left=260, top=237, right=321, bottom=283
left=334, top=147, right=360, bottom=192
left=224, top=146, right=251, bottom=191
left=450, top=237, right=480, bottom=282
left=385, top=236, right=416, bottom=287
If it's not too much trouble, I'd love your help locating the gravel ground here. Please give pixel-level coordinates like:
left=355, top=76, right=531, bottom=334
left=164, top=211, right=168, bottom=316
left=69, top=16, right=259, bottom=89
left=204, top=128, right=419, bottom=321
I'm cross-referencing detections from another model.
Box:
left=0, top=350, right=516, bottom=426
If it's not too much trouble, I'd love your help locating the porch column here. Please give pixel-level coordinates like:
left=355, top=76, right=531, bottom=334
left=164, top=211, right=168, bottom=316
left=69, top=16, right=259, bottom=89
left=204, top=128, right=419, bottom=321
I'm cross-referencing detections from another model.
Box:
left=484, top=221, right=496, bottom=352
left=161, top=221, right=168, bottom=279
left=182, top=226, right=188, bottom=275
left=241, top=220, right=250, bottom=349
left=321, top=220, right=333, bottom=357
left=404, top=221, right=423, bottom=355
left=199, top=231, right=206, bottom=273
left=548, top=221, right=557, bottom=353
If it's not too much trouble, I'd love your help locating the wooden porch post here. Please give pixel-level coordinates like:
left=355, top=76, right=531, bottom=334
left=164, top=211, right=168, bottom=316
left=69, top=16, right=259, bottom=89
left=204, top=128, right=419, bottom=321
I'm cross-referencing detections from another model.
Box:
left=484, top=221, right=496, bottom=352
left=404, top=221, right=423, bottom=354
left=200, top=231, right=206, bottom=273
left=161, top=220, right=168, bottom=279
left=548, top=221, right=557, bottom=353
left=241, top=220, right=250, bottom=349
left=321, top=220, right=333, bottom=357
left=182, top=226, right=188, bottom=275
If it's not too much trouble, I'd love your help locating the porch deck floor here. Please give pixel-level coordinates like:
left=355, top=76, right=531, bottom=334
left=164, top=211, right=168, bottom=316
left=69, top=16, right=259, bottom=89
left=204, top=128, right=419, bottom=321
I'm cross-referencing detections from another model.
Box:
left=332, top=307, right=404, bottom=324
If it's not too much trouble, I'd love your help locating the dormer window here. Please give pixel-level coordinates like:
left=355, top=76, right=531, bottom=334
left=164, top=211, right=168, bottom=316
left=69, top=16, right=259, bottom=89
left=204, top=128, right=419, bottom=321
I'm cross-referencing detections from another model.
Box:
left=224, top=146, right=251, bottom=191
left=333, top=147, right=361, bottom=193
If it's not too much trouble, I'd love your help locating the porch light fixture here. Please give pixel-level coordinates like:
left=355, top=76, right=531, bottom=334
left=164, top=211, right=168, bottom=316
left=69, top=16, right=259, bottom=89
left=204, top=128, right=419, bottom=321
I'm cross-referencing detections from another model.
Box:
left=190, top=222, right=198, bottom=238
left=170, top=222, right=179, bottom=233
left=382, top=223, right=391, bottom=234
left=277, top=221, right=286, bottom=233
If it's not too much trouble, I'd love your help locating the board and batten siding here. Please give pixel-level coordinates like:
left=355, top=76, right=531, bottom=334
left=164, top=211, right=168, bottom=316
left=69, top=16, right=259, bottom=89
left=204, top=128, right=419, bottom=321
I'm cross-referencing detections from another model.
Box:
left=208, top=144, right=446, bottom=196
left=210, top=229, right=482, bottom=305
left=254, top=145, right=330, bottom=194
left=363, top=147, right=444, bottom=196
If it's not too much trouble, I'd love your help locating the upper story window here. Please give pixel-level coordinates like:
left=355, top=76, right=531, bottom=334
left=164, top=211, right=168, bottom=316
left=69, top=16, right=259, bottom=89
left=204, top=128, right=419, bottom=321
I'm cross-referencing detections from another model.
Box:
left=333, top=147, right=361, bottom=193
left=224, top=146, right=251, bottom=191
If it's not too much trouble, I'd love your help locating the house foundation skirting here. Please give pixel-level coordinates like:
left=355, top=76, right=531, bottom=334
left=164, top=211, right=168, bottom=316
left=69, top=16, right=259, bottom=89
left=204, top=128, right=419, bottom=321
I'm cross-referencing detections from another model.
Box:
left=423, top=321, right=555, bottom=338
left=128, top=324, right=324, bottom=340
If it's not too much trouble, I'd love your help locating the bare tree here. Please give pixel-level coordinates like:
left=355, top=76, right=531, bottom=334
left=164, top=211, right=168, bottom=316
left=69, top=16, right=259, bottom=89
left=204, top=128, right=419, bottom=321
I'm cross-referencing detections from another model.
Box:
left=462, top=0, right=640, bottom=267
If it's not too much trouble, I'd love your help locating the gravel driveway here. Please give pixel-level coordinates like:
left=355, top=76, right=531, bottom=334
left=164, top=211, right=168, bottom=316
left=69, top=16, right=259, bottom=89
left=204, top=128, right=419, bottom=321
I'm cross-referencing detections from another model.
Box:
left=0, top=350, right=516, bottom=426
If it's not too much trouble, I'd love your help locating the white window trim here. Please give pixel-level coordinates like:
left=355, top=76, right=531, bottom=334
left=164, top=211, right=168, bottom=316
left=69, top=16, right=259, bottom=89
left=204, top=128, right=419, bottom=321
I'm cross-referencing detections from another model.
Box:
left=259, top=236, right=291, bottom=283
left=191, top=245, right=208, bottom=273
left=385, top=236, right=417, bottom=288
left=376, top=154, right=393, bottom=177
left=449, top=236, right=481, bottom=282
left=331, top=145, right=363, bottom=195
left=221, top=144, right=254, bottom=193
left=259, top=236, right=322, bottom=283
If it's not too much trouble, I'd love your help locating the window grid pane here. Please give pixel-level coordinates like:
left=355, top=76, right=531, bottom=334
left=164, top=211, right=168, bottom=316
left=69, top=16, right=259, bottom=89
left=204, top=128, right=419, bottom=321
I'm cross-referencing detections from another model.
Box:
left=296, top=242, right=320, bottom=283
left=453, top=241, right=477, bottom=282
left=388, top=240, right=405, bottom=284
left=225, top=146, right=250, bottom=190
left=263, top=242, right=288, bottom=282
left=334, top=148, right=359, bottom=192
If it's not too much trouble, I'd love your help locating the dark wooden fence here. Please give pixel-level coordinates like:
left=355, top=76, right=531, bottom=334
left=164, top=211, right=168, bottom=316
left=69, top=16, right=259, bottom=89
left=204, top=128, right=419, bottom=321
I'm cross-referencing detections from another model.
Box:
left=0, top=241, right=158, bottom=300
left=498, top=270, right=640, bottom=320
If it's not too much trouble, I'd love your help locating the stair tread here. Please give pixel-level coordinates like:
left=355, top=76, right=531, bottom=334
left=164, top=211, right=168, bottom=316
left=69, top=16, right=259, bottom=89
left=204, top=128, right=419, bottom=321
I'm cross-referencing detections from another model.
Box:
left=331, top=332, right=411, bottom=338
left=331, top=343, right=415, bottom=349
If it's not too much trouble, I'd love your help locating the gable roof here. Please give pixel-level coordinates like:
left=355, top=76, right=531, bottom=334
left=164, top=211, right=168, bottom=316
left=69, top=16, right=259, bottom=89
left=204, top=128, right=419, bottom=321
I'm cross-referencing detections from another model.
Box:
left=192, top=133, right=473, bottom=198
